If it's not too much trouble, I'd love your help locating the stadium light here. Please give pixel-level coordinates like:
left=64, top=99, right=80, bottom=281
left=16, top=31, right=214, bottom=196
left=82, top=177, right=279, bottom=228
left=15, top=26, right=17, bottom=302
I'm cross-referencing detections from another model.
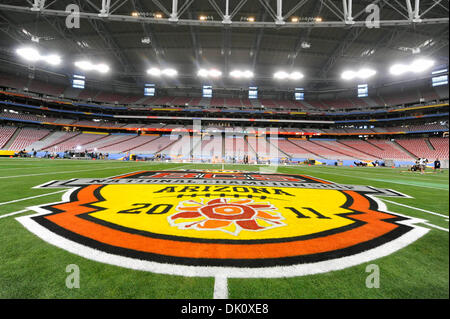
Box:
left=96, top=64, right=110, bottom=74
left=389, top=64, right=408, bottom=76
left=147, top=67, right=162, bottom=77
left=75, top=60, right=110, bottom=74
left=230, top=70, right=254, bottom=79
left=341, top=68, right=376, bottom=80
left=390, top=58, right=435, bottom=76
left=45, top=54, right=62, bottom=66
left=411, top=58, right=435, bottom=72
left=16, top=47, right=40, bottom=62
left=274, top=71, right=304, bottom=81
left=274, top=71, right=289, bottom=80
left=230, top=70, right=240, bottom=78
left=198, top=68, right=222, bottom=78
left=147, top=67, right=178, bottom=77
left=358, top=68, right=377, bottom=79
left=290, top=72, right=304, bottom=80
left=209, top=69, right=222, bottom=78
left=162, top=68, right=178, bottom=77
left=198, top=69, right=209, bottom=78
left=75, top=61, right=92, bottom=71
left=341, top=71, right=355, bottom=80
left=16, top=47, right=61, bottom=66
left=242, top=70, right=254, bottom=78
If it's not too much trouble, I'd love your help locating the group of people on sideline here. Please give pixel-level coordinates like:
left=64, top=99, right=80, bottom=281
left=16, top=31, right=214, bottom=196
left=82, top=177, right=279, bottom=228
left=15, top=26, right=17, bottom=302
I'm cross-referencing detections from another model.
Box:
left=411, top=158, right=442, bottom=174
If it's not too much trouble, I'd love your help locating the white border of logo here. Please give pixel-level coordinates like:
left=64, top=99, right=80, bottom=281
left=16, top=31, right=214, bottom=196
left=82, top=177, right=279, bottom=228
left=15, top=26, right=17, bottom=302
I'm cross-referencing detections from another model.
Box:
left=17, top=186, right=429, bottom=278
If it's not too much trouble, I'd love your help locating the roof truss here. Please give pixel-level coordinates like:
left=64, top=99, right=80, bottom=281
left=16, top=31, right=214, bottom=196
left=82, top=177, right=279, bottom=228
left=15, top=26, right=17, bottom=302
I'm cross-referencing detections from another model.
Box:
left=0, top=0, right=447, bottom=28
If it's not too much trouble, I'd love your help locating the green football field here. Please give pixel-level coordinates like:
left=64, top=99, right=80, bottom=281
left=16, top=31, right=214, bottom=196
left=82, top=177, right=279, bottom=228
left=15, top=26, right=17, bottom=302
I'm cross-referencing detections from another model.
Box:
left=0, top=158, right=448, bottom=299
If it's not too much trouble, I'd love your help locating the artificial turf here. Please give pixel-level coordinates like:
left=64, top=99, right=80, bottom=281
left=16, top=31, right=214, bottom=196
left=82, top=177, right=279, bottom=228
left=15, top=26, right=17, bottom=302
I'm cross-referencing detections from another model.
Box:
left=0, top=158, right=448, bottom=299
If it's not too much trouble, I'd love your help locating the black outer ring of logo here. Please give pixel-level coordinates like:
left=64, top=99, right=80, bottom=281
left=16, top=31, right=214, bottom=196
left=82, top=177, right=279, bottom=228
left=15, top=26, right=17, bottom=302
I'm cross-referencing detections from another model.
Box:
left=32, top=185, right=412, bottom=268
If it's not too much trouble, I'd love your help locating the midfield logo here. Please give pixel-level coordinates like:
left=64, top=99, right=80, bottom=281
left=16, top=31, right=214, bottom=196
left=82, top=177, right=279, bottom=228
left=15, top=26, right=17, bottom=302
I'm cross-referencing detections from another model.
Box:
left=17, top=170, right=428, bottom=278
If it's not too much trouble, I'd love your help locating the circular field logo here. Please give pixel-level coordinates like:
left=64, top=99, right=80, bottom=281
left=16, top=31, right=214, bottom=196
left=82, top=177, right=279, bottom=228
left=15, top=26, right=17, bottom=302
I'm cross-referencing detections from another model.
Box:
left=18, top=170, right=428, bottom=278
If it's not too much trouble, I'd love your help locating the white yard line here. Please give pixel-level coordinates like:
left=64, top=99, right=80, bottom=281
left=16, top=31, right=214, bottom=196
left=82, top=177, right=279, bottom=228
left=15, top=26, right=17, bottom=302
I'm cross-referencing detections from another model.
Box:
left=0, top=209, right=30, bottom=219
left=422, top=223, right=449, bottom=232
left=0, top=166, right=60, bottom=171
left=0, top=163, right=162, bottom=179
left=213, top=276, right=229, bottom=299
left=0, top=190, right=67, bottom=207
left=381, top=199, right=448, bottom=219
left=0, top=162, right=134, bottom=171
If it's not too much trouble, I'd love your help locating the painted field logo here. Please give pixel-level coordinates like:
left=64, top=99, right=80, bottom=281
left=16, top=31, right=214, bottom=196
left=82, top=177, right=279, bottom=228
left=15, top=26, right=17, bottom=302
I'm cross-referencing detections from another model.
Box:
left=18, top=170, right=428, bottom=278
left=170, top=198, right=285, bottom=236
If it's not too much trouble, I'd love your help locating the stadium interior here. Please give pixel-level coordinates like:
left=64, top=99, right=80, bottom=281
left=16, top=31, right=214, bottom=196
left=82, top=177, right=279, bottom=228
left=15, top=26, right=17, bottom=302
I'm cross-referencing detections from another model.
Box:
left=0, top=1, right=449, bottom=167
left=0, top=1, right=448, bottom=168
left=0, top=0, right=449, bottom=302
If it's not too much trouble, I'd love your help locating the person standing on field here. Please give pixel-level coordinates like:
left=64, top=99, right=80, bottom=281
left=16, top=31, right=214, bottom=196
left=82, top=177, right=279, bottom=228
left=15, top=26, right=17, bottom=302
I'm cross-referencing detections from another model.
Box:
left=434, top=158, right=441, bottom=173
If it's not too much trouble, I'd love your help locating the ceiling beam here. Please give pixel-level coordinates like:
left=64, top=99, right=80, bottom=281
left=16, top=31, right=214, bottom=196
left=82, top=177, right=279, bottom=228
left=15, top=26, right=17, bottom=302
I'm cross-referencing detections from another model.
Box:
left=251, top=7, right=268, bottom=70
left=283, top=0, right=310, bottom=21
left=222, top=27, right=232, bottom=73
left=151, top=0, right=170, bottom=17
left=38, top=14, right=84, bottom=54
left=130, top=0, right=164, bottom=57
left=0, top=11, right=26, bottom=44
left=29, top=27, right=444, bottom=50
left=289, top=0, right=324, bottom=67
left=187, top=6, right=201, bottom=66
left=0, top=3, right=448, bottom=29
left=317, top=0, right=391, bottom=79
left=75, top=0, right=141, bottom=84
left=319, top=27, right=367, bottom=78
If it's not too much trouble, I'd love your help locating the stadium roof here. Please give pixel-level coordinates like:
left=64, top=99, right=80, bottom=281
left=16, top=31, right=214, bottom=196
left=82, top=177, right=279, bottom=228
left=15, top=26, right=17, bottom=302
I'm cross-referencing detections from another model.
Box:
left=0, top=0, right=448, bottom=91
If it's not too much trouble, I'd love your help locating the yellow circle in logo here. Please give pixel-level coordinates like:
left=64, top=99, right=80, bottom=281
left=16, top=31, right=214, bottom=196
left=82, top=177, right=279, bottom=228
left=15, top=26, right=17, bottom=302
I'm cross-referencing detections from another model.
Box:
left=89, top=184, right=355, bottom=240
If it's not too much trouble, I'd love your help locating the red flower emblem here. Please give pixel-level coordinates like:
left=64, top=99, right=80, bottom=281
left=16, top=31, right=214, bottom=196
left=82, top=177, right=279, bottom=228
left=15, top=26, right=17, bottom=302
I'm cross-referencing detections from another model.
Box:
left=168, top=198, right=285, bottom=236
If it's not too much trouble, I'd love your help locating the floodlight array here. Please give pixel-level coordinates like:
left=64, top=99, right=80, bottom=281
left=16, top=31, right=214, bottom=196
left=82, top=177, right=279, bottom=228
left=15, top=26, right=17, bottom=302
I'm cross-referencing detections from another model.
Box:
left=198, top=68, right=222, bottom=78
left=16, top=47, right=61, bottom=66
left=75, top=60, right=110, bottom=74
left=229, top=70, right=254, bottom=79
left=341, top=68, right=377, bottom=80
left=14, top=46, right=438, bottom=83
left=274, top=71, right=304, bottom=81
left=147, top=67, right=178, bottom=77
left=390, top=58, right=435, bottom=76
